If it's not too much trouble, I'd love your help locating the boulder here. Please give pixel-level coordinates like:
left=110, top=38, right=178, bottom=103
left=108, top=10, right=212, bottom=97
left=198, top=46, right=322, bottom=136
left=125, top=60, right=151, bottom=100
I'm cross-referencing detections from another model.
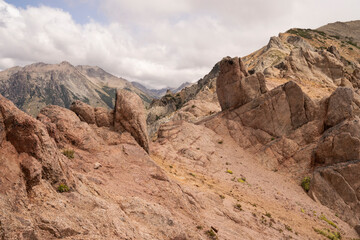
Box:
left=216, top=56, right=268, bottom=110
left=40, top=105, right=103, bottom=150
left=114, top=90, right=149, bottom=153
left=232, top=81, right=315, bottom=137
left=314, top=117, right=360, bottom=166
left=70, top=100, right=96, bottom=124
left=325, top=87, right=354, bottom=128
left=95, top=107, right=113, bottom=127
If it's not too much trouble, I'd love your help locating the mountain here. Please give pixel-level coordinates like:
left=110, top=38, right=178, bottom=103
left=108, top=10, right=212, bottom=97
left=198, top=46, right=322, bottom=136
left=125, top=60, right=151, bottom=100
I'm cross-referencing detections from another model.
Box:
left=318, top=20, right=360, bottom=45
left=0, top=61, right=152, bottom=116
left=1, top=20, right=360, bottom=239
left=132, top=81, right=192, bottom=99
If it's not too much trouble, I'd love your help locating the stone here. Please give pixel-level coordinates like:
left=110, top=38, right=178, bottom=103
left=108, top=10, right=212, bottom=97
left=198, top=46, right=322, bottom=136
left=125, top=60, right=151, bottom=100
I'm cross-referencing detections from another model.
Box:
left=70, top=100, right=96, bottom=125
left=314, top=117, right=360, bottom=166
left=114, top=89, right=149, bottom=153
left=94, top=162, right=102, bottom=169
left=0, top=94, right=71, bottom=187
left=20, top=155, right=42, bottom=192
left=309, top=160, right=360, bottom=229
left=94, top=107, right=113, bottom=127
left=216, top=56, right=268, bottom=111
left=325, top=87, right=354, bottom=128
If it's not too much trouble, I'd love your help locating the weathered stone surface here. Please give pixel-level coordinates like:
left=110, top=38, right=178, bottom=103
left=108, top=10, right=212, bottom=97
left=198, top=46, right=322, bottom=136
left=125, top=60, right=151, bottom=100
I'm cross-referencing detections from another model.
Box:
left=95, top=107, right=113, bottom=127
left=314, top=117, right=360, bottom=166
left=309, top=160, right=360, bottom=228
left=70, top=100, right=96, bottom=124
left=40, top=105, right=103, bottom=150
left=231, top=81, right=315, bottom=137
left=216, top=56, right=269, bottom=111
left=0, top=94, right=71, bottom=186
left=20, top=155, right=42, bottom=192
left=325, top=87, right=354, bottom=128
left=114, top=89, right=149, bottom=152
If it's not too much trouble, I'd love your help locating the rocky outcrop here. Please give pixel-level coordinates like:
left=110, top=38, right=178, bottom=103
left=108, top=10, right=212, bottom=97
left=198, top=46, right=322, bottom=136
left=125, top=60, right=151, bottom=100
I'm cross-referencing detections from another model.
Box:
left=114, top=89, right=149, bottom=153
left=70, top=100, right=96, bottom=124
left=216, top=57, right=268, bottom=111
left=0, top=94, right=72, bottom=187
left=309, top=160, right=360, bottom=234
left=70, top=100, right=113, bottom=128
left=325, top=87, right=354, bottom=128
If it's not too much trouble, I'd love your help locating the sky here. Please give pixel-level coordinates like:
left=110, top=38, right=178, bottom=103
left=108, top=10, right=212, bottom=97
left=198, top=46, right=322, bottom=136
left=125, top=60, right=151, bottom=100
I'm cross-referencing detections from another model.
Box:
left=0, top=0, right=359, bottom=89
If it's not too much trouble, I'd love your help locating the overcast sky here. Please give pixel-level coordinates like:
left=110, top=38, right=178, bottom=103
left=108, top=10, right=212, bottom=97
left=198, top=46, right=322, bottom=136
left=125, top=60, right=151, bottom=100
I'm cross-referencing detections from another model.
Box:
left=0, top=0, right=359, bottom=88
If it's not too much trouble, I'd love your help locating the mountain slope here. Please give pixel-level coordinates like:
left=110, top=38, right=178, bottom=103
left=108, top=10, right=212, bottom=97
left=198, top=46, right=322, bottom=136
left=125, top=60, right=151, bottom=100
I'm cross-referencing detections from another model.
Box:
left=318, top=20, right=360, bottom=45
left=132, top=81, right=192, bottom=99
left=0, top=62, right=152, bottom=116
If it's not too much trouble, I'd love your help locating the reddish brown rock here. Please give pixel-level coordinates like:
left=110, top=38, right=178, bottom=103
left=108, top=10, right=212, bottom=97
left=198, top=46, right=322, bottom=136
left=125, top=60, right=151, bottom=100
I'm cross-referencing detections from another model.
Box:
left=216, top=56, right=268, bottom=111
left=20, top=155, right=42, bottom=192
left=314, top=117, right=360, bottom=166
left=95, top=107, right=113, bottom=127
left=114, top=89, right=149, bottom=152
left=70, top=100, right=96, bottom=124
left=0, top=94, right=71, bottom=186
left=309, top=160, right=360, bottom=229
left=40, top=105, right=103, bottom=150
left=325, top=87, right=354, bottom=128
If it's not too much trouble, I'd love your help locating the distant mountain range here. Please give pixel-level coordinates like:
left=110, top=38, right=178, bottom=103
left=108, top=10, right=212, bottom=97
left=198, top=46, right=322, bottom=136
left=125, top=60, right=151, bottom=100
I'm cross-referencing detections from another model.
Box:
left=131, top=81, right=192, bottom=99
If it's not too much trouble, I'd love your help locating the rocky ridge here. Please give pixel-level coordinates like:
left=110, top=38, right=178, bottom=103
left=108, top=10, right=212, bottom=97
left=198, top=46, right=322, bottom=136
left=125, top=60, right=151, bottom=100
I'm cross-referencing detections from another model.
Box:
left=0, top=62, right=152, bottom=116
left=1, top=20, right=360, bottom=239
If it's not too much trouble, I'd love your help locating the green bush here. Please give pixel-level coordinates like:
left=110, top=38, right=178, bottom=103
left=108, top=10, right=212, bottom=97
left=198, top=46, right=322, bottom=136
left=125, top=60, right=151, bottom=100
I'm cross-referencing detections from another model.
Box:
left=301, top=177, right=311, bottom=192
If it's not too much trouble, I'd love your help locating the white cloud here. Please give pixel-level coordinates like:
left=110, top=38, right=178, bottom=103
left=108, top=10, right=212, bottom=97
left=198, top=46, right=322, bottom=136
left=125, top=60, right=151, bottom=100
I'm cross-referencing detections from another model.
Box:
left=0, top=0, right=359, bottom=88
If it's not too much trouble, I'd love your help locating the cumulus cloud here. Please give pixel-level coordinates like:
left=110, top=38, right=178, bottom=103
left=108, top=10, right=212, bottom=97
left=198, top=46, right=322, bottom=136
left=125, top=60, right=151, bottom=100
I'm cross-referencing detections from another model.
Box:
left=0, top=0, right=359, bottom=88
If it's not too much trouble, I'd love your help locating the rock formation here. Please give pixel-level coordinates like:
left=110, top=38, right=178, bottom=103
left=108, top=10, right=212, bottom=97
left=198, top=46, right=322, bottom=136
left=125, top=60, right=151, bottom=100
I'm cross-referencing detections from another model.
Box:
left=216, top=57, right=268, bottom=111
left=114, top=89, right=149, bottom=153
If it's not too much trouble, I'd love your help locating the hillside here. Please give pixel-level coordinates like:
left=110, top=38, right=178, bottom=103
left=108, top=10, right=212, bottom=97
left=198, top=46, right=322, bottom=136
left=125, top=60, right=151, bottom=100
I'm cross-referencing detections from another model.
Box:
left=318, top=20, right=360, bottom=45
left=0, top=62, right=152, bottom=116
left=1, top=20, right=360, bottom=240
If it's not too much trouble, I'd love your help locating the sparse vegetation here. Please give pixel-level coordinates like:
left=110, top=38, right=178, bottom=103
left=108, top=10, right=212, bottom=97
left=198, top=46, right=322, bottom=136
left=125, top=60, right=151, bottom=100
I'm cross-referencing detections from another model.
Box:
left=301, top=176, right=311, bottom=192
left=286, top=28, right=312, bottom=39
left=196, top=225, right=203, bottom=230
left=237, top=177, right=246, bottom=183
left=219, top=194, right=225, bottom=199
left=226, top=170, right=233, bottom=174
left=320, top=215, right=338, bottom=228
left=191, top=104, right=196, bottom=108
left=205, top=229, right=218, bottom=240
left=234, top=204, right=242, bottom=211
left=265, top=212, right=272, bottom=218
left=189, top=173, right=196, bottom=177
left=62, top=149, right=74, bottom=159
left=313, top=227, right=341, bottom=240
left=285, top=224, right=293, bottom=232
left=57, top=183, right=69, bottom=193
left=218, top=140, right=223, bottom=144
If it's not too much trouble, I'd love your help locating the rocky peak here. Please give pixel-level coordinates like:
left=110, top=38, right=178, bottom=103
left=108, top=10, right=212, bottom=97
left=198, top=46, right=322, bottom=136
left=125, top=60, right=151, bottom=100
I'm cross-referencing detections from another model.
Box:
left=216, top=56, right=267, bottom=111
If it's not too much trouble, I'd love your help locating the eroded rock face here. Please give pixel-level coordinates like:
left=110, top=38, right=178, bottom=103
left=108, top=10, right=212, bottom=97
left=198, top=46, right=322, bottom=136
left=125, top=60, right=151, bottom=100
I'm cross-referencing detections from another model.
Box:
left=314, top=117, right=360, bottom=166
left=0, top=94, right=72, bottom=187
left=216, top=57, right=268, bottom=110
left=309, top=160, right=360, bottom=231
left=70, top=100, right=96, bottom=124
left=325, top=87, right=354, bottom=128
left=114, top=89, right=149, bottom=152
